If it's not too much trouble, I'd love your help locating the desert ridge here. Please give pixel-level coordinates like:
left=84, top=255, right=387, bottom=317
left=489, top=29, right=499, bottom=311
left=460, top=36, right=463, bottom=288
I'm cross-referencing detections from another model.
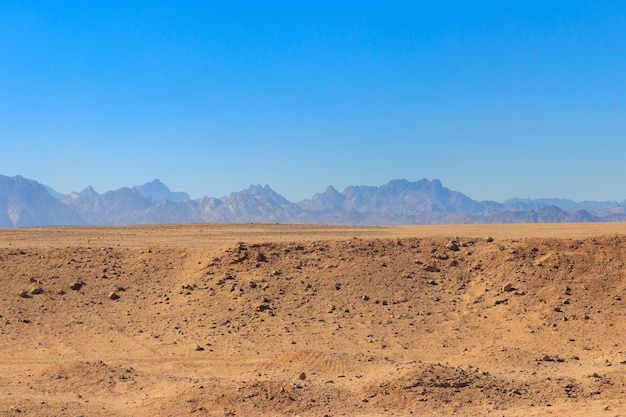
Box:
left=1, top=223, right=626, bottom=416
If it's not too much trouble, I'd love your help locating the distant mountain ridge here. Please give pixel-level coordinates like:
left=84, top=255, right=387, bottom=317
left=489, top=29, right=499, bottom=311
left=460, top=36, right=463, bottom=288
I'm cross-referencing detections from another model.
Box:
left=0, top=173, right=625, bottom=227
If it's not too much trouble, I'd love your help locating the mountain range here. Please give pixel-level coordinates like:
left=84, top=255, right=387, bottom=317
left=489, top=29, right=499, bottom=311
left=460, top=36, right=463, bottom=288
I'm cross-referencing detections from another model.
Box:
left=1, top=174, right=625, bottom=227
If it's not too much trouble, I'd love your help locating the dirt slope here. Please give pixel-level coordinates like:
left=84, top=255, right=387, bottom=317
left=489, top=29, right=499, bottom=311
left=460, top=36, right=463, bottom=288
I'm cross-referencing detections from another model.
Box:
left=1, top=224, right=626, bottom=416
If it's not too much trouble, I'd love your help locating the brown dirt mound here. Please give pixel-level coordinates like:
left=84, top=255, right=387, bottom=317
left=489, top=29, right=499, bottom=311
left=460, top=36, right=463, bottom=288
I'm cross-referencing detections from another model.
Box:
left=2, top=224, right=626, bottom=416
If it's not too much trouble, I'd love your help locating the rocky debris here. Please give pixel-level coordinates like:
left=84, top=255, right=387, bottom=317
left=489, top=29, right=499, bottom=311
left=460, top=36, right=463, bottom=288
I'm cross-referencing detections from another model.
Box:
left=446, top=241, right=460, bottom=251
left=194, top=344, right=205, bottom=351
left=502, top=283, right=516, bottom=292
left=30, top=286, right=44, bottom=295
left=298, top=372, right=307, bottom=380
left=423, top=264, right=440, bottom=273
left=255, top=252, right=268, bottom=262
left=108, top=291, right=120, bottom=300
left=69, top=281, right=83, bottom=291
left=539, top=355, right=565, bottom=362
left=18, top=290, right=31, bottom=298
left=256, top=302, right=272, bottom=312
left=485, top=236, right=494, bottom=242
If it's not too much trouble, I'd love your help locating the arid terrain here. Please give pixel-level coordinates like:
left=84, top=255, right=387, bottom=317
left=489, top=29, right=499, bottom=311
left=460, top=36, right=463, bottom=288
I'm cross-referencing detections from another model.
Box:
left=2, top=223, right=626, bottom=416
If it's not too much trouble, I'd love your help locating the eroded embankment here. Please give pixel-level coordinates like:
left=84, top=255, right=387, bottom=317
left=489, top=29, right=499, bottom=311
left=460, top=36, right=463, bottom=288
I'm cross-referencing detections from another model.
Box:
left=1, top=235, right=626, bottom=416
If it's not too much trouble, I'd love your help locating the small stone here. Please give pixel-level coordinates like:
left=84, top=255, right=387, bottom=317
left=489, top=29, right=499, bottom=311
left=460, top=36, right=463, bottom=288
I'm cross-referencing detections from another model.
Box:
left=503, top=283, right=515, bottom=292
left=108, top=292, right=120, bottom=300
left=30, top=286, right=44, bottom=295
left=194, top=344, right=205, bottom=351
left=485, top=236, right=494, bottom=242
left=255, top=252, right=267, bottom=262
left=256, top=302, right=271, bottom=312
left=69, top=282, right=83, bottom=291
left=446, top=241, right=460, bottom=251
left=18, top=290, right=31, bottom=298
left=298, top=372, right=306, bottom=380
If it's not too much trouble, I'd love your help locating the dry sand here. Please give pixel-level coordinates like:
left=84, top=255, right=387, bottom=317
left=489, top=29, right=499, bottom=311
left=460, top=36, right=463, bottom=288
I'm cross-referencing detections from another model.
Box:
left=2, top=222, right=626, bottom=416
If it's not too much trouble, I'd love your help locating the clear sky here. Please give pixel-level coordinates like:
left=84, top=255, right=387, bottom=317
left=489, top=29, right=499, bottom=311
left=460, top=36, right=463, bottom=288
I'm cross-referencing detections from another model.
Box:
left=2, top=1, right=626, bottom=202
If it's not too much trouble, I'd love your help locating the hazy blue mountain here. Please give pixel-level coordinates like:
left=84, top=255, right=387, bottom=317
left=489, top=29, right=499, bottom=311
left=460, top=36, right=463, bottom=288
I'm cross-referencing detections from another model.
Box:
left=341, top=179, right=490, bottom=215
left=1, top=174, right=625, bottom=227
left=134, top=179, right=190, bottom=203
left=503, top=197, right=620, bottom=211
left=299, top=186, right=346, bottom=211
left=0, top=175, right=86, bottom=227
left=200, top=185, right=301, bottom=222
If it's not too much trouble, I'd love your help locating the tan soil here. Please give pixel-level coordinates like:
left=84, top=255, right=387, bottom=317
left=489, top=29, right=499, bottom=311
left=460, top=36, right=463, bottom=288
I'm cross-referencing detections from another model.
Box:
left=1, top=223, right=626, bottom=416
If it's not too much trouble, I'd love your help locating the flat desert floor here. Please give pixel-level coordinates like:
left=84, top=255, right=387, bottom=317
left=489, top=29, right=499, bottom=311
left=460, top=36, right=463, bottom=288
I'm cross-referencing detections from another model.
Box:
left=2, top=223, right=626, bottom=416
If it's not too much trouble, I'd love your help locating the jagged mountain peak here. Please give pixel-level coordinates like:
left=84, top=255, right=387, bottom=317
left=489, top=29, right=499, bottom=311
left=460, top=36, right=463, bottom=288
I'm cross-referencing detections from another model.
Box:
left=79, top=186, right=99, bottom=198
left=134, top=179, right=190, bottom=203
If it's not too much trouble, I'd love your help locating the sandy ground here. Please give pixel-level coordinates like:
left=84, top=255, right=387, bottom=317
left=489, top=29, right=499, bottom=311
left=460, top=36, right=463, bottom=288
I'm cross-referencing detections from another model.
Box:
left=2, top=223, right=626, bottom=416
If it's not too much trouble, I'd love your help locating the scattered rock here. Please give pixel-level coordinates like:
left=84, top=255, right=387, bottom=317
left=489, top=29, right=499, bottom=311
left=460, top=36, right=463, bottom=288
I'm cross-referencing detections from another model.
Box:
left=256, top=302, right=271, bottom=312
left=194, top=344, right=205, bottom=351
left=503, top=283, right=516, bottom=292
left=298, top=372, right=306, bottom=380
left=18, top=290, right=31, bottom=298
left=423, top=265, right=440, bottom=273
left=30, top=286, right=44, bottom=295
left=485, top=236, right=494, bottom=242
left=108, top=292, right=120, bottom=300
left=446, top=241, right=460, bottom=251
left=255, top=252, right=267, bottom=262
left=69, top=281, right=83, bottom=291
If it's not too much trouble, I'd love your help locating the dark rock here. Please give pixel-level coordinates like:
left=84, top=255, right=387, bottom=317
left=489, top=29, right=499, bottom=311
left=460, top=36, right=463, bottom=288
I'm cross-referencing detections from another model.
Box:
left=30, top=286, right=44, bottom=295
left=446, top=241, right=460, bottom=251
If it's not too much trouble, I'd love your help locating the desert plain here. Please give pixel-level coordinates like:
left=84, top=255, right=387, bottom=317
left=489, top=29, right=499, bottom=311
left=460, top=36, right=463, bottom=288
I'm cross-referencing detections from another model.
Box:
left=2, top=222, right=626, bottom=416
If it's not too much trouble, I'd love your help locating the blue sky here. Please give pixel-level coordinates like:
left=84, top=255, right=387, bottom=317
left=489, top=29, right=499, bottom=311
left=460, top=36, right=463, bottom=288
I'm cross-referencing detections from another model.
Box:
left=2, top=1, right=626, bottom=202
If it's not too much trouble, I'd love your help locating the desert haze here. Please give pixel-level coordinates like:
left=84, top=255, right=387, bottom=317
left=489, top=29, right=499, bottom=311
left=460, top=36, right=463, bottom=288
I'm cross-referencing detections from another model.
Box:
left=2, top=222, right=626, bottom=416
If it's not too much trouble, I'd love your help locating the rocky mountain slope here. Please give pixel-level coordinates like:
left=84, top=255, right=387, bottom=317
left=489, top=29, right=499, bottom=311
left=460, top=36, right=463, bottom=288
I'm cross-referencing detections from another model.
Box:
left=0, top=174, right=625, bottom=227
